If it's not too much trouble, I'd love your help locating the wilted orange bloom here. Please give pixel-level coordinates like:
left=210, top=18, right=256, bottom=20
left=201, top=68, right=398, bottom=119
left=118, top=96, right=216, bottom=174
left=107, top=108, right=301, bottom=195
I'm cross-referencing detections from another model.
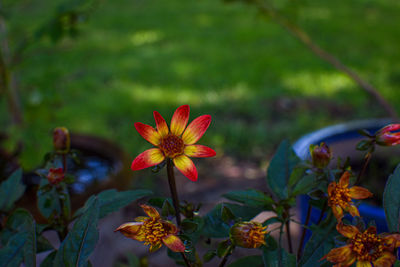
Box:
left=376, top=124, right=400, bottom=146
left=328, top=172, right=372, bottom=221
left=229, top=221, right=268, bottom=248
left=131, top=105, right=216, bottom=181
left=323, top=223, right=400, bottom=267
left=115, top=204, right=185, bottom=252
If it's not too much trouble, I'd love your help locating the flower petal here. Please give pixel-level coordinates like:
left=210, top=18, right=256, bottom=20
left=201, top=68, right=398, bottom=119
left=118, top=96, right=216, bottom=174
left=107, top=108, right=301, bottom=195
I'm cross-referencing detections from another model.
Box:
left=131, top=148, right=165, bottom=171
left=182, top=115, right=211, bottom=145
left=356, top=261, right=372, bottom=267
left=364, top=226, right=377, bottom=235
left=162, top=234, right=185, bottom=252
left=162, top=220, right=179, bottom=235
left=153, top=111, right=169, bottom=138
left=184, top=145, right=216, bottom=158
left=173, top=155, right=198, bottom=181
left=349, top=186, right=373, bottom=199
left=336, top=223, right=359, bottom=239
left=339, top=171, right=350, bottom=188
left=170, top=105, right=190, bottom=136
left=331, top=205, right=344, bottom=221
left=377, top=124, right=400, bottom=134
left=324, top=245, right=352, bottom=263
left=115, top=222, right=144, bottom=240
left=134, top=122, right=161, bottom=146
left=373, top=251, right=396, bottom=267
left=141, top=204, right=160, bottom=220
left=346, top=204, right=360, bottom=217
left=328, top=182, right=336, bottom=196
left=384, top=234, right=400, bottom=249
left=149, top=242, right=163, bottom=252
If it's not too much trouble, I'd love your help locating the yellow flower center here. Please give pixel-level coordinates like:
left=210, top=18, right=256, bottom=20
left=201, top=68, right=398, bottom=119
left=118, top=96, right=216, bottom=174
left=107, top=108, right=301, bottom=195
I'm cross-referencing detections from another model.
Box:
left=159, top=134, right=184, bottom=158
left=351, top=232, right=384, bottom=262
left=329, top=186, right=352, bottom=207
left=247, top=226, right=268, bottom=248
left=142, top=219, right=167, bottom=247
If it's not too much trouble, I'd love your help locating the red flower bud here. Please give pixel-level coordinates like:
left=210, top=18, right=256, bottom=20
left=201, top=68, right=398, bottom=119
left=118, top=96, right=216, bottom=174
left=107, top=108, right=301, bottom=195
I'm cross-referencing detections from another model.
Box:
left=47, top=168, right=64, bottom=185
left=229, top=221, right=268, bottom=248
left=310, top=142, right=332, bottom=169
left=376, top=124, right=400, bottom=146
left=53, top=127, right=70, bottom=153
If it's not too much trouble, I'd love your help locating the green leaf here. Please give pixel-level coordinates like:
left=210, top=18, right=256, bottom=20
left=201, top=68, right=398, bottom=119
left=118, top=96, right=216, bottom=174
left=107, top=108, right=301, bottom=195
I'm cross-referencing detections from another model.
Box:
left=54, top=198, right=100, bottom=267
left=223, top=189, right=273, bottom=209
left=228, top=255, right=263, bottom=267
left=217, top=240, right=231, bottom=258
left=221, top=205, right=236, bottom=224
left=180, top=220, right=198, bottom=234
left=74, top=189, right=152, bottom=219
left=383, top=164, right=400, bottom=232
left=0, top=209, right=37, bottom=267
left=262, top=247, right=296, bottom=267
left=161, top=199, right=175, bottom=217
left=0, top=169, right=25, bottom=212
left=267, top=140, right=300, bottom=200
left=0, top=231, right=28, bottom=267
left=299, top=218, right=336, bottom=267
left=291, top=174, right=317, bottom=196
left=203, top=250, right=217, bottom=262
left=40, top=250, right=57, bottom=267
left=37, top=180, right=62, bottom=219
left=202, top=203, right=263, bottom=238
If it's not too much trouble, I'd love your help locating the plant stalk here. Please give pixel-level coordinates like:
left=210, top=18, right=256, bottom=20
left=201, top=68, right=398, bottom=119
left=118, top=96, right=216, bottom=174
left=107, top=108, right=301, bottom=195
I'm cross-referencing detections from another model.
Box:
left=355, top=152, right=372, bottom=185
left=166, top=158, right=181, bottom=226
left=219, top=244, right=235, bottom=267
left=285, top=218, right=293, bottom=254
left=297, top=203, right=311, bottom=259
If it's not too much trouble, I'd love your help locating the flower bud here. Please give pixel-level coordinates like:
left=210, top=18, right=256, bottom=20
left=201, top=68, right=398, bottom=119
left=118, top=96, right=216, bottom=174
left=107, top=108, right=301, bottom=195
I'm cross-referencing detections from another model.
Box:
left=229, top=221, right=268, bottom=248
left=310, top=142, right=332, bottom=169
left=47, top=168, right=64, bottom=185
left=53, top=127, right=70, bottom=153
left=375, top=124, right=400, bottom=146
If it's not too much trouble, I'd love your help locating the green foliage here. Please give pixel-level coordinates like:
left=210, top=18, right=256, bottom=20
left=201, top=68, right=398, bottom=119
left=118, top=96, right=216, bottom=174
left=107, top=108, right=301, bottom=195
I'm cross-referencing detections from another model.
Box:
left=299, top=218, right=336, bottom=267
left=262, top=247, right=296, bottom=267
left=383, top=164, right=400, bottom=232
left=223, top=189, right=273, bottom=209
left=228, top=255, right=263, bottom=267
left=37, top=179, right=70, bottom=219
left=267, top=140, right=300, bottom=200
left=202, top=203, right=263, bottom=238
left=54, top=197, right=99, bottom=267
left=74, top=189, right=153, bottom=219
left=0, top=209, right=37, bottom=267
left=0, top=169, right=25, bottom=212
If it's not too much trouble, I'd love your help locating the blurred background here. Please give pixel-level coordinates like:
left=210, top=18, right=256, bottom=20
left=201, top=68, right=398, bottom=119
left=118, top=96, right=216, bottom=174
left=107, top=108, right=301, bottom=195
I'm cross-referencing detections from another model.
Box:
left=1, top=0, right=400, bottom=265
left=1, top=0, right=400, bottom=170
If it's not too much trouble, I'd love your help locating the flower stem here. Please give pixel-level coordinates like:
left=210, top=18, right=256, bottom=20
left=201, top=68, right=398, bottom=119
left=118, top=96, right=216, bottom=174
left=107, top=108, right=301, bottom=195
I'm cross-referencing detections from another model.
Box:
left=355, top=152, right=372, bottom=185
left=219, top=244, right=235, bottom=267
left=166, top=158, right=181, bottom=226
left=284, top=208, right=293, bottom=253
left=297, top=203, right=312, bottom=260
left=62, top=153, right=67, bottom=173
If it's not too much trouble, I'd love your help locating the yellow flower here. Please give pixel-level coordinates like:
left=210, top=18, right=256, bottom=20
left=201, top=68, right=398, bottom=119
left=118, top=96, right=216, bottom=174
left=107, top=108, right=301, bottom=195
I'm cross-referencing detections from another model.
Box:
left=229, top=221, right=268, bottom=248
left=115, top=204, right=185, bottom=252
left=323, top=223, right=400, bottom=267
left=328, top=171, right=373, bottom=221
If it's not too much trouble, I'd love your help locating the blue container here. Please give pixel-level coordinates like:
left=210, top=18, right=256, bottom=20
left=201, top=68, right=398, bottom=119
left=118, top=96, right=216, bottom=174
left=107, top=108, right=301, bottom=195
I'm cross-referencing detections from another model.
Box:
left=293, top=119, right=396, bottom=243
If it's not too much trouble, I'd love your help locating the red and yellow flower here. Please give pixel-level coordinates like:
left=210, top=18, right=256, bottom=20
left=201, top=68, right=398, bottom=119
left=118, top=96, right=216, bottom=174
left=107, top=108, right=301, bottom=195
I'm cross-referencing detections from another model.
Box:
left=229, top=221, right=268, bottom=248
left=323, top=223, right=400, bottom=267
left=131, top=105, right=216, bottom=181
left=115, top=204, right=185, bottom=252
left=376, top=124, right=400, bottom=146
left=328, top=171, right=373, bottom=221
left=47, top=168, right=65, bottom=185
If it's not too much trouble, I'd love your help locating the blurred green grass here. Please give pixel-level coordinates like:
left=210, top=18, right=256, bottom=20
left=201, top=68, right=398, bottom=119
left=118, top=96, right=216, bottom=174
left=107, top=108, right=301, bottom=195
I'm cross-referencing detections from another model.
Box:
left=1, top=0, right=400, bottom=169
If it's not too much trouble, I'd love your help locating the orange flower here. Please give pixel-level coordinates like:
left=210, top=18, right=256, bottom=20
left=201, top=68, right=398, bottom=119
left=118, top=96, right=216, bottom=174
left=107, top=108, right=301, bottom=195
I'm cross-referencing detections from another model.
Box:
left=47, top=168, right=65, bottom=185
left=115, top=204, right=185, bottom=252
left=229, top=221, right=268, bottom=248
left=323, top=223, right=400, bottom=267
left=131, top=105, right=216, bottom=181
left=328, top=172, right=372, bottom=221
left=376, top=124, right=400, bottom=146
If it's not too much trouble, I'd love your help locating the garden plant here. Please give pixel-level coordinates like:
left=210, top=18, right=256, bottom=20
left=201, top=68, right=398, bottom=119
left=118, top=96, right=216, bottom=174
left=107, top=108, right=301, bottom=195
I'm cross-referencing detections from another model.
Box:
left=0, top=105, right=400, bottom=267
